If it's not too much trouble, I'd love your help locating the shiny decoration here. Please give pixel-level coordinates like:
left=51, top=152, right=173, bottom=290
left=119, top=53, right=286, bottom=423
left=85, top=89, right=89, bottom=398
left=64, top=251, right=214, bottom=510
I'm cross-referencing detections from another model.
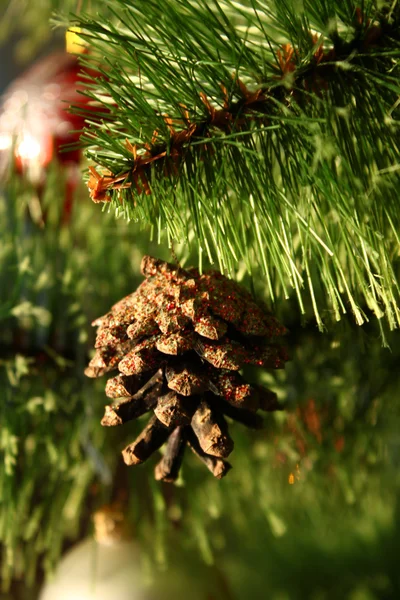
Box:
left=0, top=52, right=87, bottom=176
left=66, top=27, right=87, bottom=55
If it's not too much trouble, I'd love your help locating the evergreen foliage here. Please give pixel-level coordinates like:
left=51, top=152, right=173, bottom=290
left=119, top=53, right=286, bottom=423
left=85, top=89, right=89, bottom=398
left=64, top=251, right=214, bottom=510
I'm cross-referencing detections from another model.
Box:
left=74, top=0, right=400, bottom=331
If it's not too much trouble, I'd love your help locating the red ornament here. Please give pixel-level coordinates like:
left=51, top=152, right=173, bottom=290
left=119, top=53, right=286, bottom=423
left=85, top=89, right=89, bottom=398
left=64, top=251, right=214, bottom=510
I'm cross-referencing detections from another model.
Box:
left=0, top=51, right=98, bottom=220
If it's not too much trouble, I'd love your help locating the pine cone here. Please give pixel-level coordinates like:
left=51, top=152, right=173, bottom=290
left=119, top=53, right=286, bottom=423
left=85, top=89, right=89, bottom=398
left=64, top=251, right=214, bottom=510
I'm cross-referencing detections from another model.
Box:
left=85, top=256, right=289, bottom=482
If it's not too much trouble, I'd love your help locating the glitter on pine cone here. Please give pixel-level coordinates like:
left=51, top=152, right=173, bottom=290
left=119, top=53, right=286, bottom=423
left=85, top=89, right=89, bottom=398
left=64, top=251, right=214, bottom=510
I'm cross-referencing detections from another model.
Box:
left=85, top=256, right=289, bottom=482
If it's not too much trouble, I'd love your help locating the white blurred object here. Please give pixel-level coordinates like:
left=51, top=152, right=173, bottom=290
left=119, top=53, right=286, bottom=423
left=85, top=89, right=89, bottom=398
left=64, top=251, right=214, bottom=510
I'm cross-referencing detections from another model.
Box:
left=0, top=133, right=12, bottom=150
left=39, top=502, right=231, bottom=600
left=39, top=536, right=153, bottom=600
left=15, top=132, right=42, bottom=161
left=40, top=503, right=154, bottom=600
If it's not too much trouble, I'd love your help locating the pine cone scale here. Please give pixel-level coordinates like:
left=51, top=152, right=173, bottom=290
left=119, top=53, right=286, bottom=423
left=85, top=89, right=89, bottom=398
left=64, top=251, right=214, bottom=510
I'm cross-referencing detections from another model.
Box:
left=122, top=416, right=172, bottom=466
left=155, top=426, right=187, bottom=482
left=154, top=392, right=196, bottom=427
left=165, top=364, right=208, bottom=396
left=186, top=429, right=232, bottom=479
left=191, top=401, right=234, bottom=458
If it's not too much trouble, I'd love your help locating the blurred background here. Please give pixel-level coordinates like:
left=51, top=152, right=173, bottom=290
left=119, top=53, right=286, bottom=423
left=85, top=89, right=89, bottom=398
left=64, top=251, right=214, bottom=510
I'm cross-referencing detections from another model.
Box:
left=0, top=2, right=400, bottom=599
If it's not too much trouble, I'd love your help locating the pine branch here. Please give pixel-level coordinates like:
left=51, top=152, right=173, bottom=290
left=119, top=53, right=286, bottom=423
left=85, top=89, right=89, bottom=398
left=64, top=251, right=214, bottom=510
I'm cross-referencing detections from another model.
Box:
left=74, top=1, right=400, bottom=330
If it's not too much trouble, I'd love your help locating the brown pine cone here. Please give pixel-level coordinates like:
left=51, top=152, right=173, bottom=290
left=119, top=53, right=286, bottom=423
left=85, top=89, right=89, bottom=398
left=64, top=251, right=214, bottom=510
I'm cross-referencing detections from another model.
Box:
left=85, top=256, right=289, bottom=482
